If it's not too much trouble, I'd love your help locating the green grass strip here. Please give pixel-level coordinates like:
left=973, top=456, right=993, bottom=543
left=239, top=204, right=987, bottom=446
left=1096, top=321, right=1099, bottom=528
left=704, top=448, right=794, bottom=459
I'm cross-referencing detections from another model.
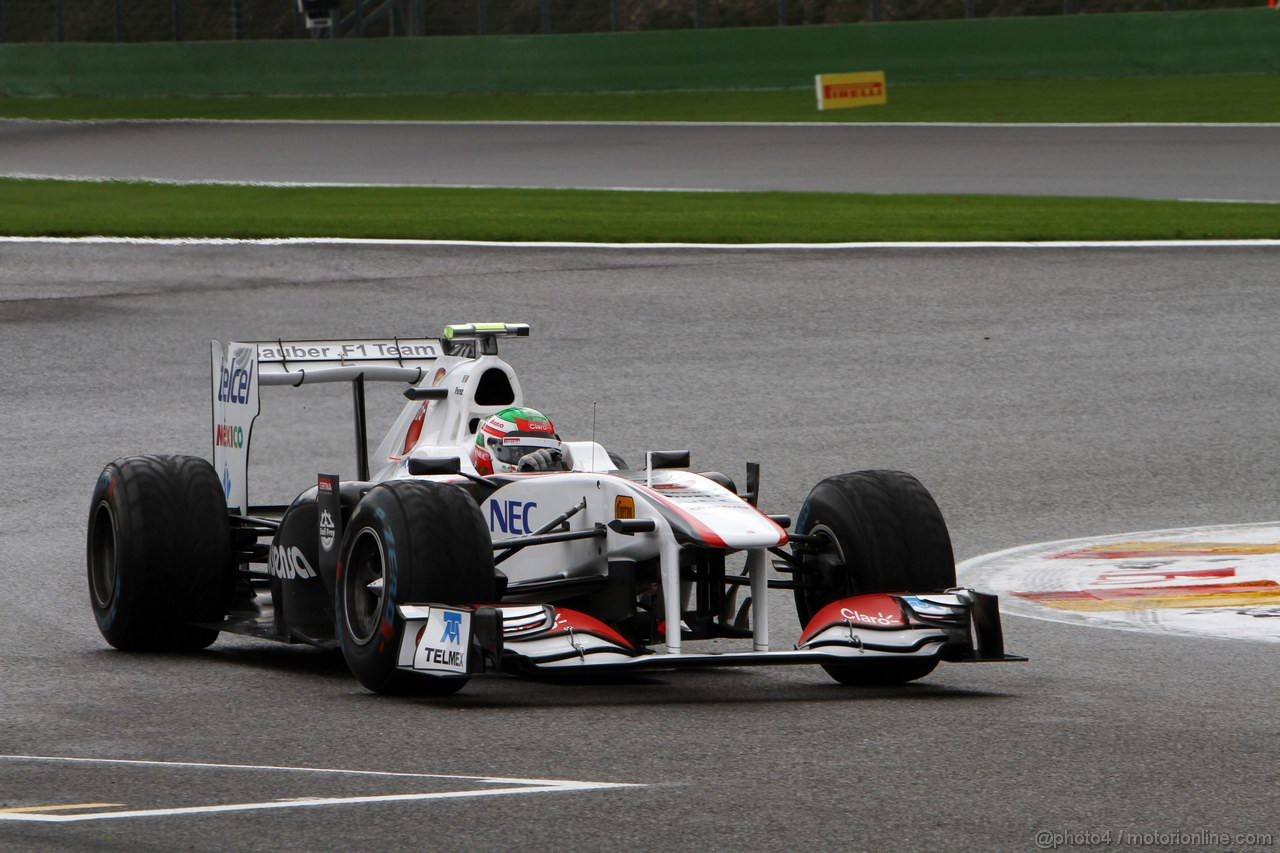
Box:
left=4, top=179, right=1279, bottom=242
left=2, top=74, right=1279, bottom=123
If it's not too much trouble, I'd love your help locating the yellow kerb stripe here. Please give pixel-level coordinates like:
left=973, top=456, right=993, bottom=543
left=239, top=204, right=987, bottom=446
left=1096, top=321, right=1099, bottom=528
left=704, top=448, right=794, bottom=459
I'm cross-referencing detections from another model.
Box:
left=0, top=802, right=124, bottom=814
left=1066, top=540, right=1280, bottom=556
left=1035, top=590, right=1280, bottom=612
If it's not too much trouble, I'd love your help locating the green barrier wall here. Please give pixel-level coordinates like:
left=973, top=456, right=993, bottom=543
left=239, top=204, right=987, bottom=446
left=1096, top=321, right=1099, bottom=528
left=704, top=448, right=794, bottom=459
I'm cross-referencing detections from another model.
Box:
left=1, top=9, right=1277, bottom=98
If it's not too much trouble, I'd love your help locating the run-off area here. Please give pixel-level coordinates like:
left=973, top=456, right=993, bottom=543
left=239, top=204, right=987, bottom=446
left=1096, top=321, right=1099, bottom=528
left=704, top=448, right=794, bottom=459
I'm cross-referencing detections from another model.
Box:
left=0, top=756, right=639, bottom=823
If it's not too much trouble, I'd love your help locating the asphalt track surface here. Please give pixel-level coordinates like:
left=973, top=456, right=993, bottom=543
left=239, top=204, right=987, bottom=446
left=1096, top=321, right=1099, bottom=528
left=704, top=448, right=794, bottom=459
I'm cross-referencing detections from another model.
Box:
left=4, top=120, right=1280, bottom=200
left=2, top=241, right=1279, bottom=851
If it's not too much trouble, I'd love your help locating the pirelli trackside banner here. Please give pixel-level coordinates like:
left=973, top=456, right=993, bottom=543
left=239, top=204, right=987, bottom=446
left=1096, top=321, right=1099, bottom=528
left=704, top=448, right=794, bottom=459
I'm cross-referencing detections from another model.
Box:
left=815, top=71, right=887, bottom=111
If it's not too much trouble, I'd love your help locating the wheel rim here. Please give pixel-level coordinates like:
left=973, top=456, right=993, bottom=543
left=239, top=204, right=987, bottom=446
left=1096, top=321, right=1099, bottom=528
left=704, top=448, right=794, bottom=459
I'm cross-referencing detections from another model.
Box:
left=344, top=527, right=387, bottom=646
left=89, top=502, right=117, bottom=609
left=800, top=522, right=847, bottom=616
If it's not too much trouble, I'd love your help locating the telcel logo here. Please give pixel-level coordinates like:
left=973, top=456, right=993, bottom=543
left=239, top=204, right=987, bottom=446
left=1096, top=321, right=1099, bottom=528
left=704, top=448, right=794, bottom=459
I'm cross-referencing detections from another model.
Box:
left=218, top=361, right=254, bottom=405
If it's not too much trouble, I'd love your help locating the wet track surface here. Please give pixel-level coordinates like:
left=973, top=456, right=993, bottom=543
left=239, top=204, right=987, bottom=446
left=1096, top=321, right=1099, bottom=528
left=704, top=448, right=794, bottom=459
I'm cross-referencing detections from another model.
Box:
left=4, top=120, right=1280, bottom=200
left=2, top=242, right=1279, bottom=850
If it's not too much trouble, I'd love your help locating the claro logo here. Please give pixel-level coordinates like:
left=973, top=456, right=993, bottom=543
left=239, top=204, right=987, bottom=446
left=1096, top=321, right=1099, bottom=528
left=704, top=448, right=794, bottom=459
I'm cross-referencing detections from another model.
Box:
left=840, top=606, right=901, bottom=627
left=268, top=545, right=316, bottom=580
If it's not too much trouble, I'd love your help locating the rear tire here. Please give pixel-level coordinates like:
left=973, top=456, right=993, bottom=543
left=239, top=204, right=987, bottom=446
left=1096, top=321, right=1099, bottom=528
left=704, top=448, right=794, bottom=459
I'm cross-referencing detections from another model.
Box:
left=793, top=470, right=956, bottom=686
left=336, top=480, right=495, bottom=695
left=87, top=455, right=234, bottom=651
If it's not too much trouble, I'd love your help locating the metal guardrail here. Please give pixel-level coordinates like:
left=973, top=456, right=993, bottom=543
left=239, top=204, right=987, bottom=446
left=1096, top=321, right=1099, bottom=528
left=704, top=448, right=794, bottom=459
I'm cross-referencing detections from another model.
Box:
left=0, top=0, right=1264, bottom=44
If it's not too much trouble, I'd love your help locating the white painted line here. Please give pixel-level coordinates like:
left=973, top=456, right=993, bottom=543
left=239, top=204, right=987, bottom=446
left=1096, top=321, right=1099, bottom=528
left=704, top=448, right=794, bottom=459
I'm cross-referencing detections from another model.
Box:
left=1177, top=197, right=1280, bottom=205
left=4, top=117, right=1279, bottom=128
left=0, top=755, right=641, bottom=824
left=2, top=236, right=1279, bottom=250
left=0, top=784, right=627, bottom=823
left=0, top=753, right=551, bottom=782
left=0, top=172, right=740, bottom=193
left=959, top=520, right=1280, bottom=643
left=7, top=174, right=1280, bottom=204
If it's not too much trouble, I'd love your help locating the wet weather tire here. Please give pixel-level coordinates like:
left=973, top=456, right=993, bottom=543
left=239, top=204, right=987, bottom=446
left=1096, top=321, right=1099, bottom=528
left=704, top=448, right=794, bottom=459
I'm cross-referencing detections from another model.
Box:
left=87, top=455, right=234, bottom=651
left=793, top=470, right=956, bottom=686
left=336, top=480, right=495, bottom=696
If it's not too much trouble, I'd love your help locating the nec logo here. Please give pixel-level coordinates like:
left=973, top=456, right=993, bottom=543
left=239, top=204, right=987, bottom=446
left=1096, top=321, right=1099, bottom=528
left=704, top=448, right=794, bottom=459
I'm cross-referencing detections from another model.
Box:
left=217, top=361, right=254, bottom=405
left=489, top=500, right=537, bottom=535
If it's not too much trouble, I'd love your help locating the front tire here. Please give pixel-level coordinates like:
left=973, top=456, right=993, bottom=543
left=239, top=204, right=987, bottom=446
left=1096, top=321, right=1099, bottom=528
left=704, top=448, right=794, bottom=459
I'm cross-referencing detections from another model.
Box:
left=793, top=470, right=956, bottom=686
left=87, top=455, right=234, bottom=651
left=336, top=480, right=495, bottom=695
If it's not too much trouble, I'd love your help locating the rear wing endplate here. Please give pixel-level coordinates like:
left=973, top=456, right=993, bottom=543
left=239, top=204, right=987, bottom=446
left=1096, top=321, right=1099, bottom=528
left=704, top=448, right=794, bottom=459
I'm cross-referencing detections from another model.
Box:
left=211, top=338, right=442, bottom=512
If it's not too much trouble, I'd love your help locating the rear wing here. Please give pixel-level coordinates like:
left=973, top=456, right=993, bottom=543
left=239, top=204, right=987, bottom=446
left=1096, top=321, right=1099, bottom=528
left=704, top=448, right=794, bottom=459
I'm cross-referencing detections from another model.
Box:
left=211, top=337, right=442, bottom=513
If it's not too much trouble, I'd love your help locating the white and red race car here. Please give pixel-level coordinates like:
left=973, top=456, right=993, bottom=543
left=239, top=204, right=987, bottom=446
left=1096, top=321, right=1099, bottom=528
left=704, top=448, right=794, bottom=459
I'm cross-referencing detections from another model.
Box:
left=87, top=323, right=1022, bottom=695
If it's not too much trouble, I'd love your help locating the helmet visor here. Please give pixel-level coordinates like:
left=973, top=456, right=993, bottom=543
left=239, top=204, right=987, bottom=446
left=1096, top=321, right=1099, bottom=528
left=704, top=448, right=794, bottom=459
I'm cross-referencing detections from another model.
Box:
left=488, top=435, right=561, bottom=465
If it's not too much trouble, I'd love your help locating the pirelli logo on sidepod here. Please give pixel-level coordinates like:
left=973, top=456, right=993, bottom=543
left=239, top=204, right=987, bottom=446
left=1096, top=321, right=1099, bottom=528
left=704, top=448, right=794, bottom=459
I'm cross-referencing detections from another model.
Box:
left=815, top=71, right=887, bottom=111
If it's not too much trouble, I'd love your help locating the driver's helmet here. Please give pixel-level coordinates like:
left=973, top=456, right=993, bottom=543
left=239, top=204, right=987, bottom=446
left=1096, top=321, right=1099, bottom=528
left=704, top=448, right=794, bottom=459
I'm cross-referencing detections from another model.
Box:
left=471, top=407, right=563, bottom=475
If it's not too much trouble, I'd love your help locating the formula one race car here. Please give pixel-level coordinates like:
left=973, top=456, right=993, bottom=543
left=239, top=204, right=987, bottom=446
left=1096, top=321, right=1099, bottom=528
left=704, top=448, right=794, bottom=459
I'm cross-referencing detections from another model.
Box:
left=87, top=323, right=1022, bottom=695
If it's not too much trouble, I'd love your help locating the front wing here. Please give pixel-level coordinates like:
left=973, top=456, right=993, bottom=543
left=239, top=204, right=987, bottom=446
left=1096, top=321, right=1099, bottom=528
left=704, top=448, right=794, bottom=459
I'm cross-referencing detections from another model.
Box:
left=396, top=591, right=1024, bottom=679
